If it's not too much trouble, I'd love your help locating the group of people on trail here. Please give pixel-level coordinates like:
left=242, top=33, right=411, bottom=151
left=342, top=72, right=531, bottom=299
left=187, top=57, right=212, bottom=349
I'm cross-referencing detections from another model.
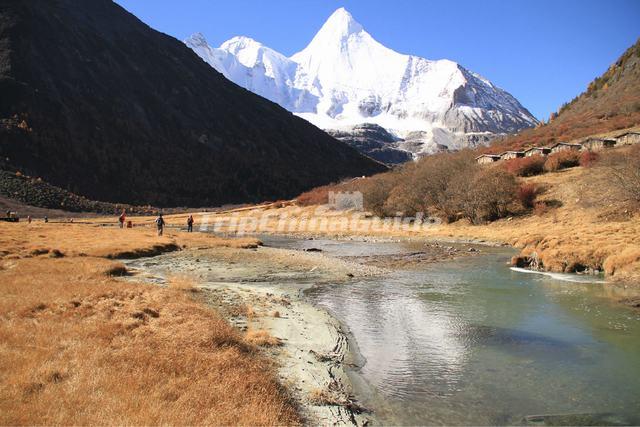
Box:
left=118, top=211, right=194, bottom=236
left=153, top=214, right=194, bottom=236
left=5, top=211, right=44, bottom=223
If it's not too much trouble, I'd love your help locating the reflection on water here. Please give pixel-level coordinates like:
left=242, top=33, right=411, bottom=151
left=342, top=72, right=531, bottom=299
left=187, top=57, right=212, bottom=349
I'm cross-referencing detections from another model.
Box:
left=299, top=239, right=640, bottom=426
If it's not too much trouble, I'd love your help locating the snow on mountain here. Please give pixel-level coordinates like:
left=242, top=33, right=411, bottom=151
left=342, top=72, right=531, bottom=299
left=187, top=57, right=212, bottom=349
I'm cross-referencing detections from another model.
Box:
left=185, top=8, right=538, bottom=156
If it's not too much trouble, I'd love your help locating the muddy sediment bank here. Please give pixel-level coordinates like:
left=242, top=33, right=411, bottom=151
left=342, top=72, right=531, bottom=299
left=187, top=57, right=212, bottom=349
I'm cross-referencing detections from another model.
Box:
left=124, top=245, right=382, bottom=425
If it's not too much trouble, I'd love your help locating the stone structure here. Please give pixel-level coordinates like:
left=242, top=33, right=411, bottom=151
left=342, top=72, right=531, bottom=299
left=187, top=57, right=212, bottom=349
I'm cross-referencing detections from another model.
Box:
left=328, top=191, right=364, bottom=211
left=475, top=154, right=501, bottom=164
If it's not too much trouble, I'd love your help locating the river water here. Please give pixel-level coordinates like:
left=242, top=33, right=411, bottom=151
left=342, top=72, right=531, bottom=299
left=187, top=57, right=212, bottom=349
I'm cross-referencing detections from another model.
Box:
left=263, top=235, right=640, bottom=426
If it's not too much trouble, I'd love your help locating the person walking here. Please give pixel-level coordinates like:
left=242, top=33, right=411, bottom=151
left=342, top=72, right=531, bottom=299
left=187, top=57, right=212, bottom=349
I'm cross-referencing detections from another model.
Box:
left=118, top=210, right=126, bottom=229
left=27, top=215, right=32, bottom=224
left=155, top=213, right=165, bottom=236
left=187, top=215, right=194, bottom=232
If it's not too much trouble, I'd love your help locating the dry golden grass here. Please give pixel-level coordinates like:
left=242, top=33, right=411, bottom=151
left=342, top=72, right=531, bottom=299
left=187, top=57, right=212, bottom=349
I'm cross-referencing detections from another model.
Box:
left=167, top=274, right=197, bottom=291
left=0, top=221, right=300, bottom=425
left=307, top=382, right=352, bottom=408
left=245, top=330, right=282, bottom=347
left=0, top=220, right=261, bottom=260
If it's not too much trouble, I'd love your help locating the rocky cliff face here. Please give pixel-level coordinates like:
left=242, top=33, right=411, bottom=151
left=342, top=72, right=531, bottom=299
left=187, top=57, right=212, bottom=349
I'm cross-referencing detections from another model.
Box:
left=325, top=124, right=412, bottom=165
left=186, top=8, right=538, bottom=157
left=0, top=0, right=385, bottom=207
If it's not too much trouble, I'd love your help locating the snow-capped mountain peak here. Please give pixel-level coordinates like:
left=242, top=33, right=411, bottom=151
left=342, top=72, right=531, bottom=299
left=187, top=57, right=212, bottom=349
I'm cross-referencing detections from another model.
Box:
left=290, top=8, right=403, bottom=93
left=185, top=8, right=538, bottom=157
left=302, top=7, right=364, bottom=45
left=220, top=36, right=264, bottom=55
left=218, top=35, right=293, bottom=80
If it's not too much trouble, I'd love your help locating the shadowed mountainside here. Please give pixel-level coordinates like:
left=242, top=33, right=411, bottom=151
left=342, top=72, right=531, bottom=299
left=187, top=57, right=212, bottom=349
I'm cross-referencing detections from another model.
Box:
left=0, top=0, right=385, bottom=207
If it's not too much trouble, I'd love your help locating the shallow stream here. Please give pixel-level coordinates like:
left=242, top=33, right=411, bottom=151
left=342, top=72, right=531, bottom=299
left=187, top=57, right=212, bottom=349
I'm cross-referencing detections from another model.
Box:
left=262, top=235, right=640, bottom=426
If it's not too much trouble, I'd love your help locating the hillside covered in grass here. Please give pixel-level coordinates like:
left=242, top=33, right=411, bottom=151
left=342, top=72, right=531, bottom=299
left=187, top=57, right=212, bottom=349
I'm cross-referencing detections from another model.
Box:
left=486, top=38, right=640, bottom=152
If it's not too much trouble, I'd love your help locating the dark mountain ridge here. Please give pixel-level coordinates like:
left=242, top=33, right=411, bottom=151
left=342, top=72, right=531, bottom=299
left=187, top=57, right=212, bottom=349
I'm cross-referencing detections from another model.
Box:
left=0, top=0, right=385, bottom=206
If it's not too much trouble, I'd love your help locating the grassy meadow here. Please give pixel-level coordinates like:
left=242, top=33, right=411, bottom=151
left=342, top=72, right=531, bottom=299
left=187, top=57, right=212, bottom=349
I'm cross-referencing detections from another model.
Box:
left=0, top=222, right=299, bottom=425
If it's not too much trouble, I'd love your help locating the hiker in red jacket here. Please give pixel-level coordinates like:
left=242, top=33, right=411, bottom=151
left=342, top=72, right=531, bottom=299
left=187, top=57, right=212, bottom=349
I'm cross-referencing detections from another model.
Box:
left=118, top=210, right=126, bottom=228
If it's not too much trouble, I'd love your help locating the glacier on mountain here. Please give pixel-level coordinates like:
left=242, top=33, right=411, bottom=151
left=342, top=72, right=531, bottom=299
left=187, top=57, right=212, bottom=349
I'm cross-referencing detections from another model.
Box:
left=185, top=8, right=538, bottom=156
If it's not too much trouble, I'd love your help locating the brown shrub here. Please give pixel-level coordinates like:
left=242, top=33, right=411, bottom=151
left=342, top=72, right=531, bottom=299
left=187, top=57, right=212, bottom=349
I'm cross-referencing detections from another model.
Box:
left=579, top=150, right=600, bottom=167
left=503, top=155, right=545, bottom=177
left=386, top=150, right=477, bottom=220
left=517, top=183, right=538, bottom=209
left=351, top=150, right=519, bottom=224
left=241, top=304, right=256, bottom=319
left=245, top=330, right=282, bottom=347
left=544, top=150, right=580, bottom=172
left=297, top=185, right=331, bottom=206
left=360, top=172, right=402, bottom=217
left=602, top=145, right=640, bottom=208
left=461, top=168, right=518, bottom=223
left=104, top=263, right=128, bottom=277
left=533, top=201, right=549, bottom=216
left=167, top=275, right=196, bottom=291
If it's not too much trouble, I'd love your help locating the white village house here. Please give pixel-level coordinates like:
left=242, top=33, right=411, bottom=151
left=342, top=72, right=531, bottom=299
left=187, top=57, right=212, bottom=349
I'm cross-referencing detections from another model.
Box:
left=475, top=154, right=502, bottom=164
left=523, top=147, right=551, bottom=157
left=500, top=151, right=525, bottom=160
left=549, top=142, right=582, bottom=154
left=581, top=137, right=616, bottom=151
left=475, top=127, right=639, bottom=164
left=615, top=131, right=640, bottom=146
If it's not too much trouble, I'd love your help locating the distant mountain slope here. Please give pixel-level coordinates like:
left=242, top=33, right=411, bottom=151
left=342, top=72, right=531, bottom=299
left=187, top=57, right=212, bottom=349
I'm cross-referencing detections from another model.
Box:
left=186, top=8, right=538, bottom=156
left=0, top=170, right=149, bottom=214
left=0, top=0, right=385, bottom=207
left=488, top=38, right=640, bottom=152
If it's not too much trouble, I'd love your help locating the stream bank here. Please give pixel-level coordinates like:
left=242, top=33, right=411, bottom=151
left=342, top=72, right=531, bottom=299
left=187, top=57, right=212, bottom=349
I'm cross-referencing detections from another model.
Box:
left=125, top=233, right=640, bottom=426
left=123, top=244, right=379, bottom=425
left=123, top=235, right=478, bottom=425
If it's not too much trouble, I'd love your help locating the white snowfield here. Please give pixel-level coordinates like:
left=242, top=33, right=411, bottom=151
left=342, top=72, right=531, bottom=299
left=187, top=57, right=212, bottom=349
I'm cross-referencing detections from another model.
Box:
left=185, top=8, right=538, bottom=154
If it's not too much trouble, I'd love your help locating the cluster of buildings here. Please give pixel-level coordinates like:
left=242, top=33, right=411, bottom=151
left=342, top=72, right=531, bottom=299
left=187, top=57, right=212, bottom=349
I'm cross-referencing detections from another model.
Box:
left=475, top=130, right=640, bottom=164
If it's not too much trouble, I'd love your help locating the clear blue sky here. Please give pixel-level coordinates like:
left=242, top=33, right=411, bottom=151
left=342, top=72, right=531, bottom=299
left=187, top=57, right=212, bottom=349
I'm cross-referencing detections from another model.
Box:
left=115, top=0, right=639, bottom=120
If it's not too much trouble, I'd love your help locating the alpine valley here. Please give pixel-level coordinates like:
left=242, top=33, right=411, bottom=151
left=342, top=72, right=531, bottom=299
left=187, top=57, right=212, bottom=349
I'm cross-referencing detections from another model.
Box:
left=186, top=7, right=539, bottom=163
